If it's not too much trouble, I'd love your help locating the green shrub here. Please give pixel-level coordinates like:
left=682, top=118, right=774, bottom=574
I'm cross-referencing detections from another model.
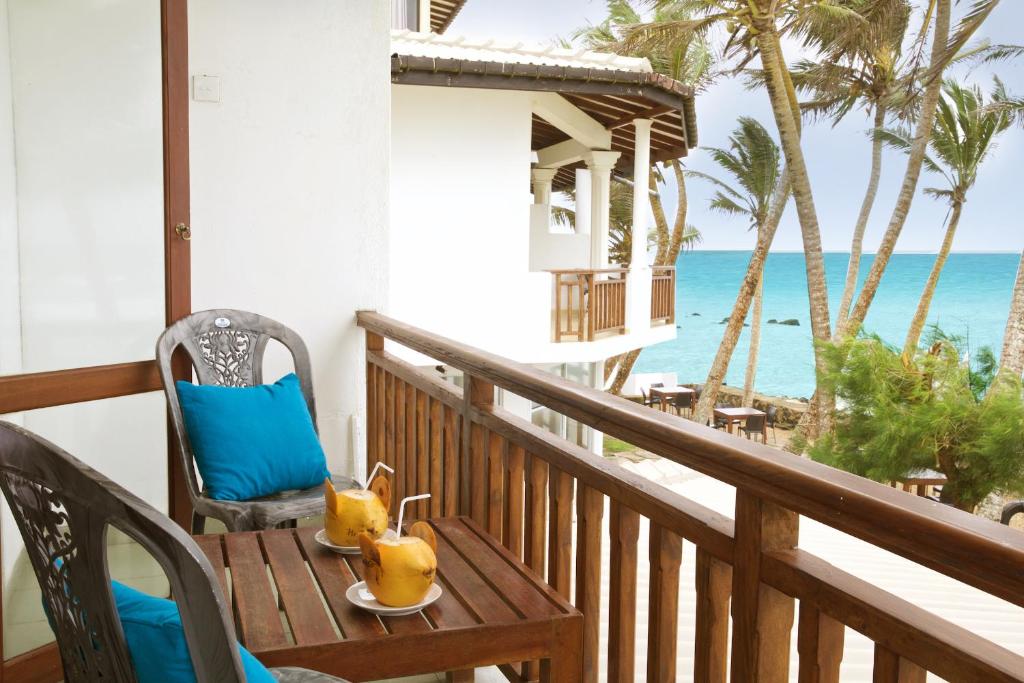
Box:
left=809, top=330, right=1024, bottom=511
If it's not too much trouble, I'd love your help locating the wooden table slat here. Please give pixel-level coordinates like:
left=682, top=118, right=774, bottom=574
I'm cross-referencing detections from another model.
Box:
left=295, top=528, right=387, bottom=640
left=261, top=531, right=337, bottom=646
left=194, top=534, right=229, bottom=604
left=223, top=532, right=289, bottom=651
left=434, top=518, right=559, bottom=620
left=430, top=521, right=521, bottom=623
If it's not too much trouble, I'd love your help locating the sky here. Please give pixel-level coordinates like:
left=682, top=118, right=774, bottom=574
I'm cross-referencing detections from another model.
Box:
left=450, top=1, right=1024, bottom=253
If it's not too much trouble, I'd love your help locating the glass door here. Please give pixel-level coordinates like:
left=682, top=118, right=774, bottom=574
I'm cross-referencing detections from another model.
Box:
left=0, top=0, right=190, bottom=675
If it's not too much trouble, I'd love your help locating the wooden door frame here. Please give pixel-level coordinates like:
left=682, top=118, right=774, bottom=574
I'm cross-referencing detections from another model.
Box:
left=0, top=0, right=190, bottom=679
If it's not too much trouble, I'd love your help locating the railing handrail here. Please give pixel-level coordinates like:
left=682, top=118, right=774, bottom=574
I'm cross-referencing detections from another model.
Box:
left=548, top=267, right=629, bottom=275
left=357, top=310, right=1024, bottom=607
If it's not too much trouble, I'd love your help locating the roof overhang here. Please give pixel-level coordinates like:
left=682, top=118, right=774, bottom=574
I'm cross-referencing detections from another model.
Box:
left=430, top=0, right=468, bottom=33
left=391, top=54, right=698, bottom=190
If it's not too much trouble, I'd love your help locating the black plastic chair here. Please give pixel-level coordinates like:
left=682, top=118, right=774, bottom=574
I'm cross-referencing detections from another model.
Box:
left=641, top=382, right=664, bottom=408
left=1002, top=501, right=1024, bottom=526
left=765, top=405, right=778, bottom=443
left=0, top=421, right=344, bottom=683
left=740, top=414, right=767, bottom=443
left=672, top=392, right=694, bottom=418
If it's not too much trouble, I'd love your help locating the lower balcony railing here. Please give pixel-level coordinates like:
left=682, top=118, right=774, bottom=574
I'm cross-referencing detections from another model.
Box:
left=358, top=311, right=1024, bottom=682
left=551, top=268, right=627, bottom=342
left=651, top=265, right=676, bottom=325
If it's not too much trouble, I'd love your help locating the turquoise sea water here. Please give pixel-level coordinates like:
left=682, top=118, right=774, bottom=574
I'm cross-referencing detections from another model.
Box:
left=635, top=251, right=1020, bottom=398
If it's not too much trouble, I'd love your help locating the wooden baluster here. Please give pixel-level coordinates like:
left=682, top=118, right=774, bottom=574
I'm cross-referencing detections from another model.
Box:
left=585, top=274, right=595, bottom=341
left=366, top=332, right=380, bottom=475
left=669, top=269, right=676, bottom=324
left=374, top=366, right=385, bottom=476
left=575, top=485, right=603, bottom=683
left=648, top=523, right=682, bottom=683
left=548, top=466, right=574, bottom=599
left=394, top=379, right=406, bottom=515
left=429, top=398, right=442, bottom=518
left=402, top=386, right=415, bottom=518
left=694, top=547, right=731, bottom=683
left=608, top=502, right=640, bottom=683
left=797, top=602, right=844, bottom=683
left=413, top=390, right=427, bottom=515
left=554, top=273, right=563, bottom=342
left=443, top=406, right=460, bottom=517
left=384, top=372, right=395, bottom=481
left=873, top=644, right=927, bottom=683
left=488, top=432, right=505, bottom=540
left=505, top=444, right=525, bottom=558
left=463, top=376, right=493, bottom=518
left=731, top=491, right=799, bottom=682
left=470, top=424, right=487, bottom=528
left=524, top=454, right=548, bottom=575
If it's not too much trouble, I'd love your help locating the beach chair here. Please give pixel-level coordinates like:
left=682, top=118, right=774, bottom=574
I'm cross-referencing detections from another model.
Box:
left=765, top=405, right=778, bottom=443
left=672, top=392, right=693, bottom=418
left=641, top=382, right=664, bottom=408
left=740, top=414, right=767, bottom=443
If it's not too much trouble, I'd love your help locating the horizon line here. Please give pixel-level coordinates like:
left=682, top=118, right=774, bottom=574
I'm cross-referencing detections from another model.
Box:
left=686, top=248, right=1022, bottom=255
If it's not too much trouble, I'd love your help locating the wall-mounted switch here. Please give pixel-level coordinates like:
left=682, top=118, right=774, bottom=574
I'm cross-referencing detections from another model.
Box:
left=192, top=75, right=221, bottom=103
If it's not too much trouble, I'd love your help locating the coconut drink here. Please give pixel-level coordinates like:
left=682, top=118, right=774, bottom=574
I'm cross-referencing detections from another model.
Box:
left=323, top=464, right=393, bottom=547
left=358, top=494, right=437, bottom=607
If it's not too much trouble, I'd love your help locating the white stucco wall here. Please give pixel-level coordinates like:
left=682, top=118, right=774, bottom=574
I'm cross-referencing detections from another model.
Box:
left=390, top=84, right=552, bottom=360
left=0, top=0, right=20, bottom=380
left=189, top=0, right=390, bottom=479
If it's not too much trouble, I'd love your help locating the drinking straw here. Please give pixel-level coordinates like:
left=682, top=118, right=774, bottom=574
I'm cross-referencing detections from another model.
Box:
left=362, top=461, right=395, bottom=490
left=396, top=494, right=431, bottom=536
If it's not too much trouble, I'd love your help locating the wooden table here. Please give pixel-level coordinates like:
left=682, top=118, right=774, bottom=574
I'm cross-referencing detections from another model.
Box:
left=895, top=468, right=947, bottom=497
left=195, top=517, right=582, bottom=682
left=712, top=406, right=765, bottom=434
left=649, top=385, right=695, bottom=413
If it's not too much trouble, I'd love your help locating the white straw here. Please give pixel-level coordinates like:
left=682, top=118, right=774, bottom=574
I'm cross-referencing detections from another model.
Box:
left=362, top=461, right=395, bottom=490
left=395, top=494, right=431, bottom=536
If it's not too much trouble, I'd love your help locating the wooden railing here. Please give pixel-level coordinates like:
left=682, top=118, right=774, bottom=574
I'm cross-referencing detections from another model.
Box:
left=550, top=269, right=627, bottom=342
left=359, top=312, right=1024, bottom=683
left=651, top=266, right=675, bottom=325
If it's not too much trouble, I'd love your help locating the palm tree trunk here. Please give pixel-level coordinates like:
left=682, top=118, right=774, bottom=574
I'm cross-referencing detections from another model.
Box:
left=755, top=30, right=833, bottom=426
left=999, top=249, right=1024, bottom=378
left=607, top=348, right=642, bottom=395
left=694, top=170, right=790, bottom=424
left=666, top=160, right=689, bottom=258
left=651, top=167, right=671, bottom=264
left=841, top=0, right=952, bottom=338
left=743, top=270, right=764, bottom=406
left=836, top=105, right=888, bottom=326
left=902, top=201, right=962, bottom=356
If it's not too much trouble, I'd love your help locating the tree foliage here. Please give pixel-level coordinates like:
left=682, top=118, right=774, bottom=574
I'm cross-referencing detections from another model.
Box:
left=809, top=329, right=1024, bottom=511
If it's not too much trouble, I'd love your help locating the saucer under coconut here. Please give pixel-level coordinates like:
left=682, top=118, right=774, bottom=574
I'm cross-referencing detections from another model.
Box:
left=345, top=580, right=442, bottom=616
left=314, top=528, right=361, bottom=555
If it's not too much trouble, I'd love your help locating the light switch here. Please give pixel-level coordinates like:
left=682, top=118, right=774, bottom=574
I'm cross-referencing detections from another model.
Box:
left=192, top=75, right=221, bottom=103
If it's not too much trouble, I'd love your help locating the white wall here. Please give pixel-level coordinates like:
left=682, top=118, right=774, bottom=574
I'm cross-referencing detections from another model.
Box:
left=189, top=0, right=391, bottom=479
left=390, top=85, right=551, bottom=360
left=0, top=0, right=20, bottom=379
left=528, top=204, right=590, bottom=272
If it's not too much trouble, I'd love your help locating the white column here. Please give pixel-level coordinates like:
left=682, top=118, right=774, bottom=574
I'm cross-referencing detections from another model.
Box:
left=585, top=150, right=621, bottom=268
left=575, top=168, right=591, bottom=235
left=627, top=119, right=653, bottom=334
left=417, top=0, right=431, bottom=32
left=531, top=167, right=557, bottom=205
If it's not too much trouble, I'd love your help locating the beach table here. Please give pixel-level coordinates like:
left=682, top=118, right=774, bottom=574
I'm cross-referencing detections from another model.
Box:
left=895, top=468, right=946, bottom=497
left=649, top=385, right=695, bottom=413
left=195, top=517, right=582, bottom=682
left=712, top=406, right=765, bottom=434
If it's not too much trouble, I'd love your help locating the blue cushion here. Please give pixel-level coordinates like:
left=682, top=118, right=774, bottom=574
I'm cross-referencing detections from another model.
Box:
left=176, top=373, right=330, bottom=501
left=111, top=580, right=275, bottom=683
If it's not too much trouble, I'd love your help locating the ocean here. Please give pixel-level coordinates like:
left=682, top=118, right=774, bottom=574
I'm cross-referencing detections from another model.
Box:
left=634, top=251, right=1021, bottom=399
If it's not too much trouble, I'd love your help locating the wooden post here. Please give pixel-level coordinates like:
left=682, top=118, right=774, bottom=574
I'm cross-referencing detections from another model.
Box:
left=873, top=644, right=926, bottom=683
left=574, top=485, right=603, bottom=683
left=548, top=467, right=574, bottom=599
left=730, top=491, right=799, bottom=682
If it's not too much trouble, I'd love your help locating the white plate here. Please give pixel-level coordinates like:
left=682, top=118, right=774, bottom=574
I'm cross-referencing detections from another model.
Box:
left=314, top=528, right=361, bottom=555
left=345, top=580, right=442, bottom=616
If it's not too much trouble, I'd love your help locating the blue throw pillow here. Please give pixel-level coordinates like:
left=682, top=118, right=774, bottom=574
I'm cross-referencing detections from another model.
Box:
left=176, top=373, right=330, bottom=501
left=111, top=580, right=276, bottom=683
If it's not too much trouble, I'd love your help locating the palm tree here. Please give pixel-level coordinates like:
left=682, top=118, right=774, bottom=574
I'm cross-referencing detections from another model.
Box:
left=784, top=0, right=914, bottom=328
left=687, top=118, right=781, bottom=411
left=840, top=0, right=1005, bottom=339
left=569, top=0, right=715, bottom=395
left=879, top=80, right=1013, bottom=356
left=1001, top=250, right=1024, bottom=379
